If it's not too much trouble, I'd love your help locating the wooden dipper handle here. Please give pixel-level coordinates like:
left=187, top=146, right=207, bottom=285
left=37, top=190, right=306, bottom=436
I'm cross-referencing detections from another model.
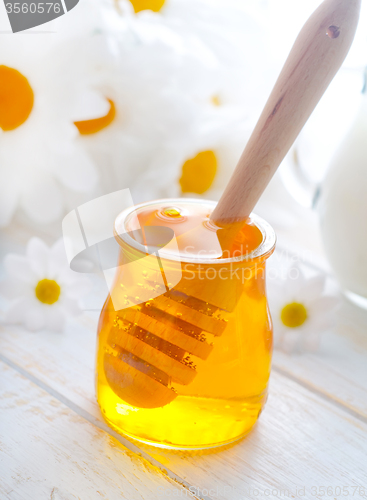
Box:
left=211, top=0, right=361, bottom=227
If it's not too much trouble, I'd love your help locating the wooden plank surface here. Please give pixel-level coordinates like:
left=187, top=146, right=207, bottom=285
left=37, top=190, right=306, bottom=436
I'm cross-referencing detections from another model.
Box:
left=0, top=315, right=99, bottom=418
left=0, top=314, right=100, bottom=419
left=0, top=361, right=188, bottom=500
left=150, top=372, right=367, bottom=500
left=2, top=353, right=367, bottom=500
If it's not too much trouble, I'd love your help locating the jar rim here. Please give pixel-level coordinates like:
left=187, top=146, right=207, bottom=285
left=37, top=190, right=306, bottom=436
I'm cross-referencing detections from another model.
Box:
left=114, top=198, right=276, bottom=265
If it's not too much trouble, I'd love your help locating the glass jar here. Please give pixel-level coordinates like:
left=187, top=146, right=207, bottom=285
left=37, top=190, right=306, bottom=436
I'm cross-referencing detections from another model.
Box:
left=96, top=199, right=276, bottom=450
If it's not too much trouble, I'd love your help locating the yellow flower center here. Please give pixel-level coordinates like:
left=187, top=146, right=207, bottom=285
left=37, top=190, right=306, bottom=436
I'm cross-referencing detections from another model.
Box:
left=211, top=95, right=221, bottom=106
left=0, top=65, right=34, bottom=131
left=280, top=302, right=308, bottom=328
left=129, top=0, right=165, bottom=13
left=179, top=150, right=218, bottom=195
left=74, top=99, right=116, bottom=135
left=35, top=279, right=61, bottom=305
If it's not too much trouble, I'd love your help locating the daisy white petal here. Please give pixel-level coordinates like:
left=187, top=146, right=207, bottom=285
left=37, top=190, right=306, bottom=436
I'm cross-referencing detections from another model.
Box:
left=0, top=168, right=19, bottom=227
left=48, top=239, right=69, bottom=277
left=283, top=266, right=307, bottom=298
left=62, top=279, right=92, bottom=300
left=26, top=237, right=51, bottom=278
left=50, top=142, right=99, bottom=193
left=56, top=267, right=84, bottom=285
left=302, top=274, right=327, bottom=300
left=70, top=89, right=111, bottom=122
left=20, top=175, right=64, bottom=225
left=0, top=278, right=31, bottom=300
left=277, top=330, right=300, bottom=354
left=306, top=313, right=336, bottom=334
left=3, top=255, right=36, bottom=284
left=5, top=297, right=29, bottom=324
left=44, top=305, right=66, bottom=333
left=25, top=304, right=46, bottom=332
left=60, top=296, right=83, bottom=317
left=309, top=295, right=340, bottom=315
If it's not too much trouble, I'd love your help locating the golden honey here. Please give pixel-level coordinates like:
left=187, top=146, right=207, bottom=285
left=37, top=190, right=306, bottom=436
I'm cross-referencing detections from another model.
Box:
left=96, top=199, right=276, bottom=449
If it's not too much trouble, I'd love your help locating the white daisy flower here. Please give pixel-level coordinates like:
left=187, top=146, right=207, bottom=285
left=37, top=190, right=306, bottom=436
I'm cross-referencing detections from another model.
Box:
left=117, top=0, right=272, bottom=115
left=0, top=238, right=90, bottom=332
left=99, top=0, right=272, bottom=201
left=0, top=26, right=114, bottom=227
left=73, top=7, right=238, bottom=199
left=268, top=266, right=340, bottom=353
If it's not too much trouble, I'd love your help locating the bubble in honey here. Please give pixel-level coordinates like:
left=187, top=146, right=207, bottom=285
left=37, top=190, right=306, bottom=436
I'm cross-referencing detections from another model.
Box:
left=163, top=207, right=182, bottom=218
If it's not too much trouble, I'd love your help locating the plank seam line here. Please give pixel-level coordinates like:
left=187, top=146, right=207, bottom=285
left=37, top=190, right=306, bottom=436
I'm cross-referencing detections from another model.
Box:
left=0, top=353, right=209, bottom=500
left=272, top=365, right=367, bottom=425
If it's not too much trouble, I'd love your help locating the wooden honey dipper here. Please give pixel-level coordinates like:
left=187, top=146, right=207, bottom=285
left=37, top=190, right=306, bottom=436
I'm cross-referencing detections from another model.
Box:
left=104, top=0, right=361, bottom=409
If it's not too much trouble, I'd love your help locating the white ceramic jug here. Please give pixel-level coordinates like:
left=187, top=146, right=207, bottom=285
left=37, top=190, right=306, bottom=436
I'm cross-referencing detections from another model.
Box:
left=283, top=83, right=367, bottom=308
left=318, top=89, right=367, bottom=307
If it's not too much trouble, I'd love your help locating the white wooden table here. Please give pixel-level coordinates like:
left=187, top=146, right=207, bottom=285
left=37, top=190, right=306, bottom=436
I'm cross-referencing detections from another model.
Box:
left=1, top=215, right=367, bottom=500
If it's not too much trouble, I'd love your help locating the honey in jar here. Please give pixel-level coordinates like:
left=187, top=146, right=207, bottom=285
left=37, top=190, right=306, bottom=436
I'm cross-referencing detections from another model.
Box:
left=96, top=198, right=276, bottom=449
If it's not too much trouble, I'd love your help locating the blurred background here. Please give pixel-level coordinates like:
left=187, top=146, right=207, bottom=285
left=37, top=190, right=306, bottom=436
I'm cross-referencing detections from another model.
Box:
left=1, top=0, right=367, bottom=273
